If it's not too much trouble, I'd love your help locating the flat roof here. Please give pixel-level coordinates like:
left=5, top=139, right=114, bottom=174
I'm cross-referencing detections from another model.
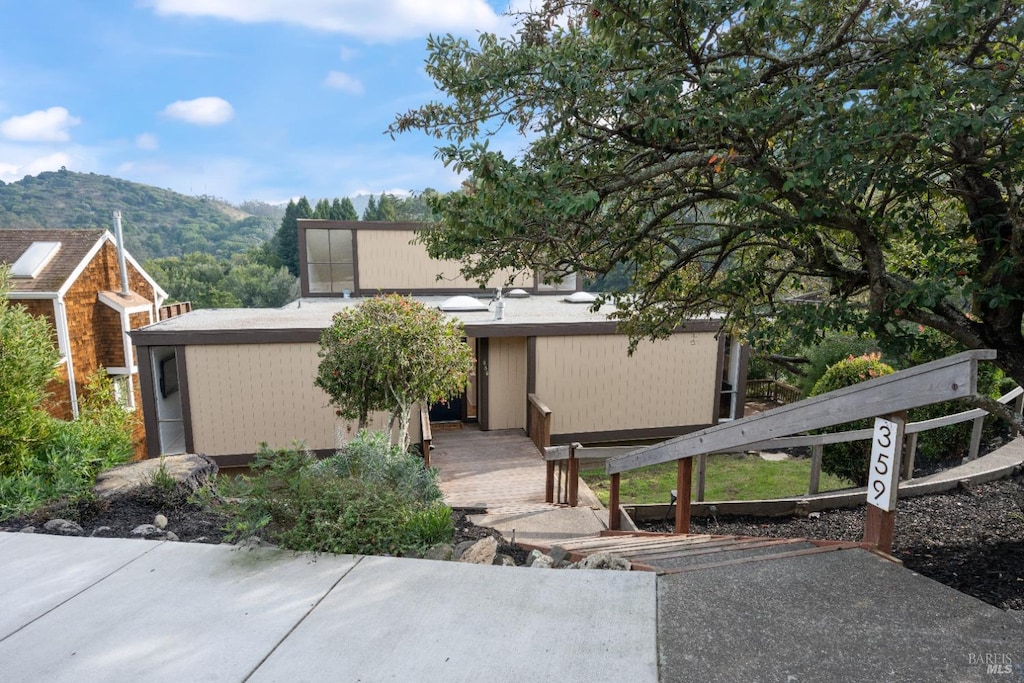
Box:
left=131, top=294, right=723, bottom=345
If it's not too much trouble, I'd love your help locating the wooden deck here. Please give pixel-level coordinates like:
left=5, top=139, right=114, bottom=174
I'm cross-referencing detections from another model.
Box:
left=430, top=425, right=560, bottom=514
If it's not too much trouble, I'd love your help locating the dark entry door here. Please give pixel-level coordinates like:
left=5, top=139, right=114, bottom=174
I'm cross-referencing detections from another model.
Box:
left=428, top=397, right=464, bottom=422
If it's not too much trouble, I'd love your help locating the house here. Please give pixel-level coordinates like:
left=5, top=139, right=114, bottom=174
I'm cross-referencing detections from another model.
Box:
left=131, top=220, right=747, bottom=465
left=0, top=228, right=167, bottom=456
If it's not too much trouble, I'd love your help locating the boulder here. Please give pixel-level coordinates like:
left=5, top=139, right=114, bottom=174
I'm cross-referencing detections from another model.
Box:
left=154, top=514, right=168, bottom=529
left=492, top=553, right=517, bottom=567
left=423, top=544, right=454, bottom=561
left=94, top=454, right=217, bottom=499
left=43, top=519, right=83, bottom=536
left=577, top=552, right=631, bottom=571
left=529, top=554, right=555, bottom=569
left=548, top=545, right=571, bottom=567
left=130, top=524, right=163, bottom=538
left=458, top=537, right=498, bottom=565
left=453, top=540, right=478, bottom=561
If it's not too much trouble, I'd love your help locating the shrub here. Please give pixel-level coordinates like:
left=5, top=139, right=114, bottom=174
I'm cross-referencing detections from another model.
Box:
left=809, top=354, right=895, bottom=486
left=796, top=333, right=880, bottom=395
left=220, top=433, right=452, bottom=555
left=0, top=372, right=135, bottom=520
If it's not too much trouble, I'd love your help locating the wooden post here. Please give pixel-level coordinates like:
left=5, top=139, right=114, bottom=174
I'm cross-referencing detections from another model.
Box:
left=675, top=457, right=692, bottom=534
left=695, top=453, right=707, bottom=502
left=568, top=443, right=579, bottom=507
left=863, top=505, right=897, bottom=553
left=967, top=415, right=984, bottom=461
left=545, top=461, right=555, bottom=503
left=901, top=432, right=918, bottom=481
left=609, top=473, right=621, bottom=530
left=863, top=413, right=906, bottom=554
left=808, top=444, right=823, bottom=494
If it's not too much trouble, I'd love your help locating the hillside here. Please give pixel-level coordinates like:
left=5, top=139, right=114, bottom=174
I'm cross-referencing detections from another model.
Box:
left=0, top=170, right=282, bottom=261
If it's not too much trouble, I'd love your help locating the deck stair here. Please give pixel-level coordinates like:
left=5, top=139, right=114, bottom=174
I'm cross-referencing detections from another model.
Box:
left=535, top=532, right=870, bottom=574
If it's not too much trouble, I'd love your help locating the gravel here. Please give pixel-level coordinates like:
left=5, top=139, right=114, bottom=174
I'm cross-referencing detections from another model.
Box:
left=640, top=471, right=1024, bottom=610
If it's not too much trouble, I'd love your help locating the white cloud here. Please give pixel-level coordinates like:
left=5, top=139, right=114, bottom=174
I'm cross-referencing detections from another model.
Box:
left=161, top=97, right=235, bottom=126
left=136, top=132, right=159, bottom=150
left=0, top=107, right=81, bottom=142
left=0, top=151, right=73, bottom=182
left=323, top=70, right=364, bottom=95
left=147, top=0, right=504, bottom=41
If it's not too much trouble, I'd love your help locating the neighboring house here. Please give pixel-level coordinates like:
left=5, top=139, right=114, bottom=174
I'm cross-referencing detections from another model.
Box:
left=0, top=229, right=168, bottom=457
left=131, top=220, right=747, bottom=465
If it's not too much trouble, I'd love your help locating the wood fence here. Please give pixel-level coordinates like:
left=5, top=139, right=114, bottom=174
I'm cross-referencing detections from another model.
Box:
left=746, top=379, right=802, bottom=405
left=527, top=393, right=556, bottom=503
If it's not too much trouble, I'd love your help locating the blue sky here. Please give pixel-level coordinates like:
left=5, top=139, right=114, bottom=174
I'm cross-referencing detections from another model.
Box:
left=0, top=0, right=526, bottom=204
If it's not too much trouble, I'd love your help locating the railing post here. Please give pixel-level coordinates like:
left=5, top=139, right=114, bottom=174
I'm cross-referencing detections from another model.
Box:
left=545, top=461, right=555, bottom=503
left=967, top=415, right=985, bottom=461
left=695, top=453, right=707, bottom=502
left=609, top=473, right=621, bottom=530
left=568, top=443, right=579, bottom=507
left=808, top=444, right=823, bottom=495
left=675, top=457, right=692, bottom=534
left=863, top=413, right=906, bottom=554
left=901, top=432, right=918, bottom=480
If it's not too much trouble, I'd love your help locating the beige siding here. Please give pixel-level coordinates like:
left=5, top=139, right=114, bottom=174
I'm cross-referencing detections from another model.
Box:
left=356, top=229, right=530, bottom=291
left=184, top=342, right=420, bottom=456
left=486, top=337, right=528, bottom=430
left=185, top=343, right=337, bottom=455
left=534, top=333, right=719, bottom=437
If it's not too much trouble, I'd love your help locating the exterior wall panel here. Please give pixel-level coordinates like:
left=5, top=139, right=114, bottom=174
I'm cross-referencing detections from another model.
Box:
left=183, top=342, right=420, bottom=457
left=486, top=337, right=527, bottom=430
left=534, top=333, right=719, bottom=437
left=356, top=229, right=530, bottom=292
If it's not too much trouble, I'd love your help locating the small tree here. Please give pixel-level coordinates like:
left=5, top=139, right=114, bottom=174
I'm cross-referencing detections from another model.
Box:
left=809, top=353, right=895, bottom=486
left=315, top=294, right=473, bottom=449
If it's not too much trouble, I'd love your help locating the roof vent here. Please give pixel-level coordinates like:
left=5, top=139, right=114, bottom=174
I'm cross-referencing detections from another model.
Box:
left=505, top=288, right=530, bottom=298
left=10, top=241, right=61, bottom=279
left=439, top=295, right=488, bottom=312
left=563, top=291, right=597, bottom=304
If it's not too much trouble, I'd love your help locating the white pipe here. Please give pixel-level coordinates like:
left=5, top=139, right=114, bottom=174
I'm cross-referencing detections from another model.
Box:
left=113, top=210, right=130, bottom=295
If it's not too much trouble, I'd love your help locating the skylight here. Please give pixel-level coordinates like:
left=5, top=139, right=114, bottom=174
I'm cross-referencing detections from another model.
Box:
left=10, top=242, right=61, bottom=279
left=563, top=291, right=597, bottom=304
left=438, top=295, right=488, bottom=312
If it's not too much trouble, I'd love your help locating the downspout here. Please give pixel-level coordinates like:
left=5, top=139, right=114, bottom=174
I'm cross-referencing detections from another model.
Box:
left=54, top=296, right=79, bottom=418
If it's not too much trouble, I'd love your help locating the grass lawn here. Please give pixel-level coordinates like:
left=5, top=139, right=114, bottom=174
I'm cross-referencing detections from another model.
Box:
left=580, top=454, right=854, bottom=506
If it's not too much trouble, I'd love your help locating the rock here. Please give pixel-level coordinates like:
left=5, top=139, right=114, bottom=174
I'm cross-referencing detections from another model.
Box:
left=423, top=544, right=454, bottom=561
left=94, top=454, right=218, bottom=499
left=453, top=540, right=478, bottom=561
left=529, top=554, right=555, bottom=569
left=165, top=531, right=180, bottom=542
left=808, top=512, right=822, bottom=520
left=191, top=537, right=208, bottom=544
left=236, top=536, right=276, bottom=550
left=458, top=537, right=498, bottom=565
left=548, top=545, right=571, bottom=567
left=577, top=552, right=631, bottom=571
left=526, top=549, right=544, bottom=567
left=91, top=526, right=114, bottom=537
left=20, top=526, right=35, bottom=533
left=43, top=519, right=84, bottom=536
left=154, top=514, right=168, bottom=529
left=130, top=524, right=163, bottom=538
left=492, top=553, right=517, bottom=567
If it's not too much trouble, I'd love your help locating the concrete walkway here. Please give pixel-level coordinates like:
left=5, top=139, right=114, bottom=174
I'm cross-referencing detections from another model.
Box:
left=2, top=532, right=1020, bottom=682
left=0, top=532, right=656, bottom=682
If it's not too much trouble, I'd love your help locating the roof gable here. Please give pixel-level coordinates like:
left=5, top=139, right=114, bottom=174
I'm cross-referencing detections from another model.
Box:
left=0, top=229, right=105, bottom=295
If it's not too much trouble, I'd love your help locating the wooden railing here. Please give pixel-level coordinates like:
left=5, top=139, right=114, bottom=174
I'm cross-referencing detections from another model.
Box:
left=746, top=379, right=802, bottom=405
left=527, top=393, right=556, bottom=502
left=159, top=301, right=192, bottom=320
left=543, top=444, right=582, bottom=507
left=419, top=404, right=432, bottom=468
left=605, top=350, right=998, bottom=537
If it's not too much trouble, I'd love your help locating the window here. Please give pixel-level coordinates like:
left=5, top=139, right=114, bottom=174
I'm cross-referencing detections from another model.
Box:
left=305, top=228, right=354, bottom=294
left=107, top=371, right=135, bottom=410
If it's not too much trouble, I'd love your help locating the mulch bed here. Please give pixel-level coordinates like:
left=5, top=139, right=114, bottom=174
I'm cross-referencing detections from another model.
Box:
left=640, top=471, right=1024, bottom=611
left=4, top=473, right=1022, bottom=610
